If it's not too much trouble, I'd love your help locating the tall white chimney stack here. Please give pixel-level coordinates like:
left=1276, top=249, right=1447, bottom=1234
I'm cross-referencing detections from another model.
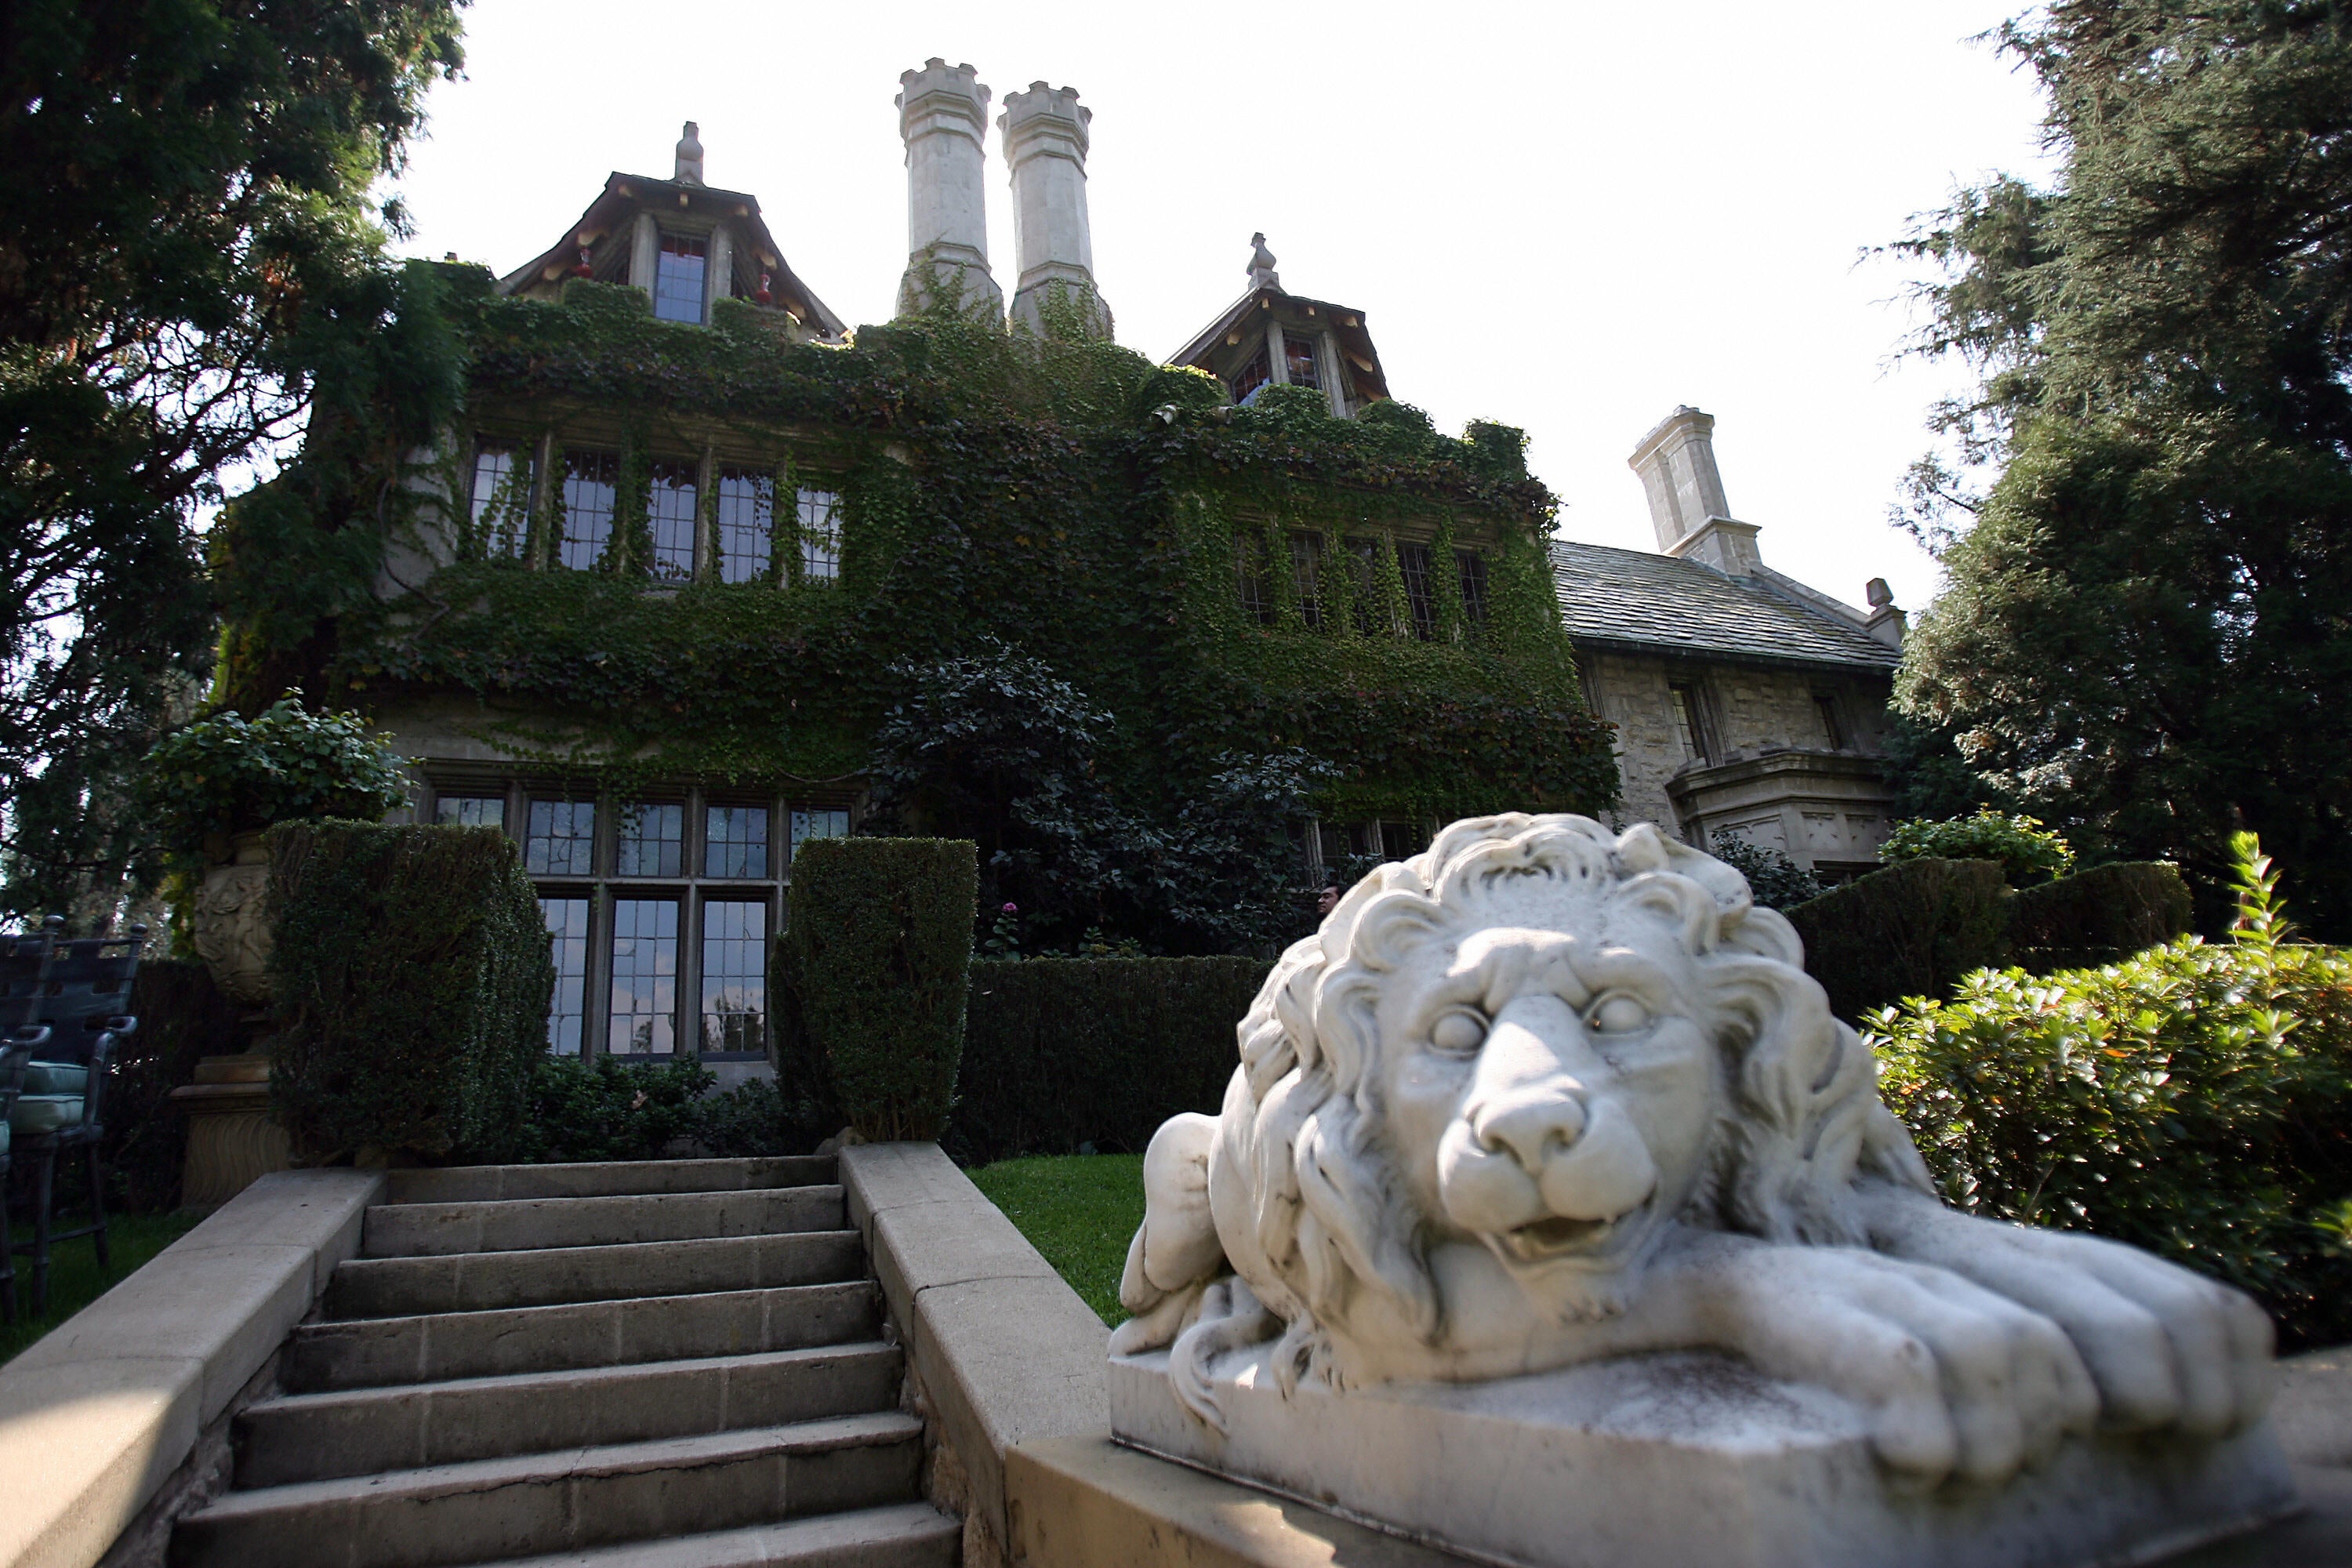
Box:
left=999, top=83, right=1112, bottom=337
left=896, top=60, right=1001, bottom=318
left=1628, top=405, right=1761, bottom=576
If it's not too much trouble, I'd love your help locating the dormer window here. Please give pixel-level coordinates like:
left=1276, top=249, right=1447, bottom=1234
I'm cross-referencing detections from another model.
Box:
left=653, top=233, right=706, bottom=323
left=1231, top=345, right=1270, bottom=405
left=1283, top=330, right=1322, bottom=391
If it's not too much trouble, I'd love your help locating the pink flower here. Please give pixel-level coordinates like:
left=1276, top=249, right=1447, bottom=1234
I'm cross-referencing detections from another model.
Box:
left=1001, top=902, right=1019, bottom=914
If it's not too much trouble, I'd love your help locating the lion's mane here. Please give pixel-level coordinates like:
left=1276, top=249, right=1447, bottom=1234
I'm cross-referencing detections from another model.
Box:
left=1207, top=814, right=1933, bottom=1372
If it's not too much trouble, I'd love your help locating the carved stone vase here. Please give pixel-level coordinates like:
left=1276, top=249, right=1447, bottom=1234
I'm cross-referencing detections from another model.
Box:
left=191, top=830, right=273, bottom=1008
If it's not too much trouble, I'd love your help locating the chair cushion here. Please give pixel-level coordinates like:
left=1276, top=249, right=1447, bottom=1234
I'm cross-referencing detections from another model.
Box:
left=23, top=1060, right=85, bottom=1095
left=9, top=1094, right=82, bottom=1136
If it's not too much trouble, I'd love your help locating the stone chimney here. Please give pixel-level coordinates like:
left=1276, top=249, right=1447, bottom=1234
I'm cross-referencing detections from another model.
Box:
left=1628, top=405, right=1760, bottom=576
left=673, top=122, right=705, bottom=186
left=1864, top=578, right=1908, bottom=648
left=1000, top=83, right=1112, bottom=337
left=896, top=60, right=1002, bottom=318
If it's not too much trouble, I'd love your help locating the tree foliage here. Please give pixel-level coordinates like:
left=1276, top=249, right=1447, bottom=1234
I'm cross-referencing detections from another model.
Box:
left=0, top=0, right=466, bottom=924
left=1889, top=0, right=2352, bottom=935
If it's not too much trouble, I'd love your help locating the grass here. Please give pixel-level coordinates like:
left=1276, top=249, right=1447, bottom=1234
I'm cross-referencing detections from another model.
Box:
left=2, top=1209, right=205, bottom=1366
left=968, top=1153, right=1144, bottom=1324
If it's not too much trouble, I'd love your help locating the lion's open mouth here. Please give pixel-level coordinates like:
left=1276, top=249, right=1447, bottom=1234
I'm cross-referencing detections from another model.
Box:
left=1495, top=1212, right=1622, bottom=1262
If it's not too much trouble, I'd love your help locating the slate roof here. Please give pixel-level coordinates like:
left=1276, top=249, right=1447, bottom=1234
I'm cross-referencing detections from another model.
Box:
left=1551, top=539, right=1899, bottom=672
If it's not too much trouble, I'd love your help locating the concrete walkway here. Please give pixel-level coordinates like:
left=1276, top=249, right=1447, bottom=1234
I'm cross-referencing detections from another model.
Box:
left=167, top=1156, right=958, bottom=1568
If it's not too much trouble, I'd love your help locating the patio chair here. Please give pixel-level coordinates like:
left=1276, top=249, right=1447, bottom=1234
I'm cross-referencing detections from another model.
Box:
left=0, top=917, right=61, bottom=1324
left=7, top=922, right=143, bottom=1316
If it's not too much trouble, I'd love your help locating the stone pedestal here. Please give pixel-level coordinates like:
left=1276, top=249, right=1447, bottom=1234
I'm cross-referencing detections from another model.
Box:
left=1109, top=1347, right=2299, bottom=1568
left=169, top=1054, right=291, bottom=1210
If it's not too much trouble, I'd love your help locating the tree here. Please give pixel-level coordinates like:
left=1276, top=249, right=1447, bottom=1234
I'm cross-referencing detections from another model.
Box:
left=0, top=0, right=466, bottom=923
left=1889, top=0, right=2352, bottom=935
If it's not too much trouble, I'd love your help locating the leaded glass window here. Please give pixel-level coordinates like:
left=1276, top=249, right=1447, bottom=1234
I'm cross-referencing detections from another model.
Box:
left=608, top=898, right=679, bottom=1053
left=705, top=804, right=768, bottom=879
left=1236, top=532, right=1274, bottom=626
left=798, top=488, right=842, bottom=582
left=616, top=802, right=684, bottom=877
left=647, top=460, right=698, bottom=581
left=541, top=897, right=590, bottom=1054
left=525, top=800, right=597, bottom=877
left=436, top=795, right=505, bottom=830
left=561, top=449, right=619, bottom=571
left=717, top=469, right=773, bottom=583
left=470, top=444, right=532, bottom=559
left=789, top=808, right=850, bottom=862
left=1231, top=345, right=1270, bottom=405
left=1396, top=541, right=1437, bottom=640
left=1288, top=531, right=1324, bottom=629
left=1670, top=684, right=1709, bottom=761
left=653, top=233, right=706, bottom=324
left=1455, top=550, right=1489, bottom=628
left=1283, top=330, right=1322, bottom=391
left=700, top=901, right=768, bottom=1054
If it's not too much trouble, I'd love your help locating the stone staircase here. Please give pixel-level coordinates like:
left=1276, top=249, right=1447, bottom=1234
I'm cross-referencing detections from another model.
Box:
left=169, top=1155, right=960, bottom=1568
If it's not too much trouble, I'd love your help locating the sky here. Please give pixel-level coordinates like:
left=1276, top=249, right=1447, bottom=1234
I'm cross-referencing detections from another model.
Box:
left=387, top=1, right=2056, bottom=619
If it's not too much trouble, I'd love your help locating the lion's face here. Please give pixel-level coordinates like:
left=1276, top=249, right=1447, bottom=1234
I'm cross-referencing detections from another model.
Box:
left=1374, top=895, right=1724, bottom=1320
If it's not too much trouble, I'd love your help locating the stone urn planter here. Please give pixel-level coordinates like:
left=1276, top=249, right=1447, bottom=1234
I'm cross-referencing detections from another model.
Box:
left=191, top=830, right=274, bottom=1007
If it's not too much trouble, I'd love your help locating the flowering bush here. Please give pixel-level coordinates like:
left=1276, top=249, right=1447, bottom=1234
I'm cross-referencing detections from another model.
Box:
left=1880, top=807, right=2075, bottom=886
left=140, top=698, right=409, bottom=859
left=1871, top=836, right=2352, bottom=1346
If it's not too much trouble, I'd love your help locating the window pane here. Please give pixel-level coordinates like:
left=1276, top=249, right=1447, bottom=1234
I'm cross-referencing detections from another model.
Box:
left=1455, top=550, right=1489, bottom=628
left=789, top=808, right=849, bottom=862
left=1235, top=532, right=1273, bottom=626
left=1230, top=345, right=1270, bottom=405
left=436, top=795, right=506, bottom=830
left=1288, top=531, right=1323, bottom=629
left=608, top=898, right=679, bottom=1054
left=701, top=901, right=768, bottom=1054
left=1670, top=685, right=1708, bottom=761
left=705, top=804, right=769, bottom=879
left=540, top=897, right=590, bottom=1054
left=1283, top=330, right=1321, bottom=391
left=717, top=469, right=774, bottom=584
left=648, top=460, right=698, bottom=581
left=654, top=234, right=706, bottom=324
left=798, top=488, right=842, bottom=583
left=525, top=800, right=597, bottom=877
left=470, top=445, right=532, bottom=559
left=1396, top=542, right=1436, bottom=640
left=616, top=802, right=684, bottom=877
left=561, top=449, right=619, bottom=571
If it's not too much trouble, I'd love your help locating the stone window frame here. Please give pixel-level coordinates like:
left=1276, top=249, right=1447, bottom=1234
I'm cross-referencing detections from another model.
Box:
left=1668, top=679, right=1715, bottom=764
left=423, top=775, right=855, bottom=1062
left=1811, top=688, right=1847, bottom=751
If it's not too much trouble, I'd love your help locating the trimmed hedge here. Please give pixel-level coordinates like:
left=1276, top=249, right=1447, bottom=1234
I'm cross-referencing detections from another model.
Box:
left=1784, top=858, right=2012, bottom=1025
left=779, top=837, right=977, bottom=1142
left=949, top=956, right=1269, bottom=1165
left=265, top=821, right=553, bottom=1163
left=111, top=959, right=238, bottom=1210
left=2009, top=861, right=2192, bottom=972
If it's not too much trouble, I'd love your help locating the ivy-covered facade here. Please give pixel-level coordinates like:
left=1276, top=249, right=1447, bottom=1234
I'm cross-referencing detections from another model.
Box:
left=211, top=144, right=1615, bottom=1070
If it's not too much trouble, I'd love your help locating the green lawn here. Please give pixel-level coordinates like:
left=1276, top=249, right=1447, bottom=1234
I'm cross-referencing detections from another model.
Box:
left=2, top=1210, right=205, bottom=1366
left=969, top=1154, right=1143, bottom=1324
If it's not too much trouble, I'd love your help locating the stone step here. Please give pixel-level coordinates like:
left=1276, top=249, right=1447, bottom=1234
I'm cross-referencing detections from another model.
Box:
left=461, top=1503, right=959, bottom=1568
left=283, top=1282, right=880, bottom=1393
left=327, top=1231, right=866, bottom=1319
left=362, top=1187, right=847, bottom=1259
left=388, top=1157, right=836, bottom=1206
left=171, top=1413, right=924, bottom=1568
left=239, top=1343, right=902, bottom=1486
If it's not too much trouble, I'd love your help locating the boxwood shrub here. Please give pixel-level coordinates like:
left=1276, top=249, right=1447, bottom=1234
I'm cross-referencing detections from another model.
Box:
left=949, top=956, right=1269, bottom=1164
left=779, top=837, right=977, bottom=1142
left=2008, top=861, right=2193, bottom=972
left=265, top=821, right=553, bottom=1163
left=1872, top=839, right=2352, bottom=1348
left=1784, top=858, right=2013, bottom=1024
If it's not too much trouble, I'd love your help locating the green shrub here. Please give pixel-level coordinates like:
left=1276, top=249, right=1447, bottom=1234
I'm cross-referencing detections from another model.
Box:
left=2009, top=861, right=2193, bottom=973
left=140, top=699, right=410, bottom=860
left=1872, top=837, right=2352, bottom=1348
left=1710, top=835, right=1822, bottom=911
left=1784, top=858, right=2012, bottom=1023
left=950, top=956, right=1268, bottom=1164
left=510, top=1054, right=713, bottom=1163
left=1882, top=807, right=2075, bottom=886
left=266, top=821, right=553, bottom=1163
left=691, top=1075, right=818, bottom=1158
left=778, top=837, right=977, bottom=1142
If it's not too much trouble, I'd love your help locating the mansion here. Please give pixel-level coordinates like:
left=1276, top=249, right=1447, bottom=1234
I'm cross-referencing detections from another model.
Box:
left=316, top=63, right=1904, bottom=1072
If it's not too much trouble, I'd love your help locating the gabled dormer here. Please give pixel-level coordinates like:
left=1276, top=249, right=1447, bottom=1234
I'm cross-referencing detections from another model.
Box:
left=498, top=122, right=846, bottom=340
left=1168, top=235, right=1391, bottom=419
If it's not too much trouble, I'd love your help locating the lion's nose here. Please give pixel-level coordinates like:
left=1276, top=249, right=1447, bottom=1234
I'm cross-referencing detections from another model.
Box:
left=1473, top=1087, right=1588, bottom=1172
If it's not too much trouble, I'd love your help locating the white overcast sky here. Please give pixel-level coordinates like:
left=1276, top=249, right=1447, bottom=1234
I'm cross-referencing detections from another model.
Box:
left=387, top=1, right=2055, bottom=617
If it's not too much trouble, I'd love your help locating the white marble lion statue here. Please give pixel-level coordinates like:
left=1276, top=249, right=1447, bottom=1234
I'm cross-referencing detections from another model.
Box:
left=1110, top=815, right=2274, bottom=1486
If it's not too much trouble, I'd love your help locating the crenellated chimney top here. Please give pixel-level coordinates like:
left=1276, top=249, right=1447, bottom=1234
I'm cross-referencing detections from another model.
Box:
left=1628, top=405, right=1760, bottom=575
left=1000, top=82, right=1111, bottom=337
left=895, top=59, right=1001, bottom=318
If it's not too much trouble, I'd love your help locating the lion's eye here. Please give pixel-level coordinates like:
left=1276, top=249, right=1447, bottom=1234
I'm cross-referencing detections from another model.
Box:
left=1429, top=1008, right=1488, bottom=1055
left=1588, top=995, right=1650, bottom=1034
